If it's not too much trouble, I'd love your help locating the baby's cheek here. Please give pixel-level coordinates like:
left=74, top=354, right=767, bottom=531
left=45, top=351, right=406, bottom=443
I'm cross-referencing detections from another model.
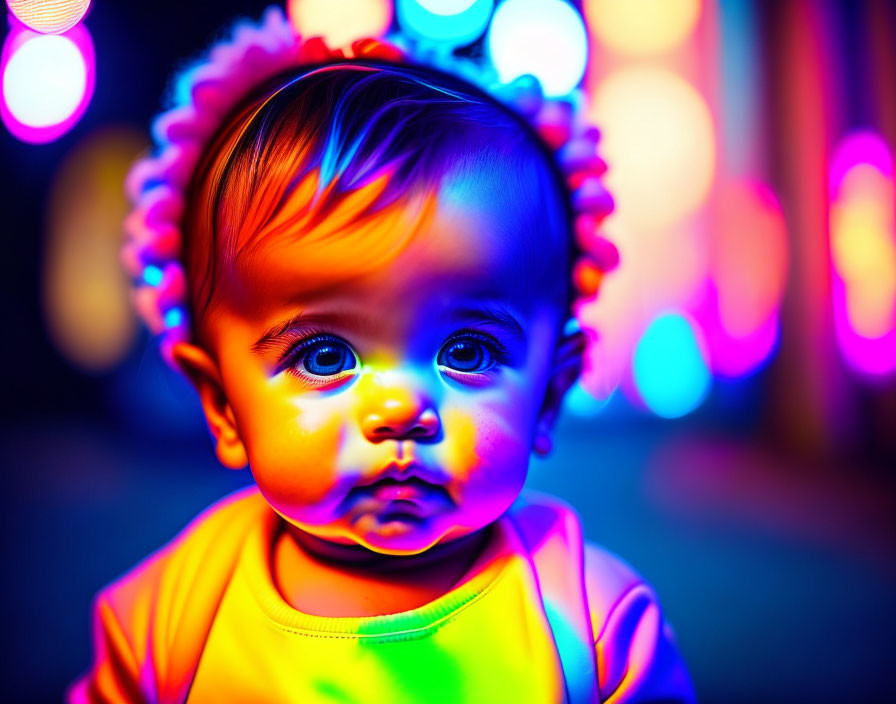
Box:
left=439, top=402, right=531, bottom=509
left=242, top=392, right=347, bottom=516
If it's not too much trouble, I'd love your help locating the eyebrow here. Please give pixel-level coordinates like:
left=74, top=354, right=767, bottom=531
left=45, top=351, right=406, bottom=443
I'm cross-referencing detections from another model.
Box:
left=447, top=305, right=527, bottom=342
left=252, top=303, right=526, bottom=354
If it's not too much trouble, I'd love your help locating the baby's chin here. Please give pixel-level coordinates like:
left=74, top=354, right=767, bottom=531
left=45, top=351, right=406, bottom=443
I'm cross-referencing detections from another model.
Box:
left=349, top=513, right=466, bottom=555
left=290, top=513, right=474, bottom=556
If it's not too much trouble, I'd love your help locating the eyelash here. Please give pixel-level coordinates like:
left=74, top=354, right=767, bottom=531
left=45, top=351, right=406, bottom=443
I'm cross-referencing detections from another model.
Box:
left=438, top=330, right=510, bottom=374
left=273, top=328, right=510, bottom=385
left=276, top=328, right=357, bottom=388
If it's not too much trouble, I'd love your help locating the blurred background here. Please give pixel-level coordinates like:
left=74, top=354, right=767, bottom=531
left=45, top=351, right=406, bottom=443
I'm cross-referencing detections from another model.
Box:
left=1, top=1, right=894, bottom=702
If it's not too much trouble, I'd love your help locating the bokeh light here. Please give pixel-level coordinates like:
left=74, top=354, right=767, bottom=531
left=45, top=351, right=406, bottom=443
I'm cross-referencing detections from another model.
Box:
left=43, top=129, right=145, bottom=372
left=1, top=21, right=95, bottom=143
left=287, top=0, right=393, bottom=50
left=633, top=312, right=712, bottom=418
left=563, top=380, right=613, bottom=417
left=396, top=0, right=494, bottom=46
left=7, top=0, right=91, bottom=34
left=708, top=180, right=788, bottom=377
left=591, top=66, right=715, bottom=230
left=585, top=0, right=701, bottom=56
left=487, top=0, right=587, bottom=97
left=829, top=131, right=896, bottom=377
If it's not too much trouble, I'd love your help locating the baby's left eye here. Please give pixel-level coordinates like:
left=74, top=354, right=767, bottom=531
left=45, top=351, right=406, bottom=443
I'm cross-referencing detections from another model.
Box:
left=437, top=335, right=500, bottom=374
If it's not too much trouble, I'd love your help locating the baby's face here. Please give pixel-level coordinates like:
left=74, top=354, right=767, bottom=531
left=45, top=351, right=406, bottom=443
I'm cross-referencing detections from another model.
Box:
left=179, top=170, right=574, bottom=554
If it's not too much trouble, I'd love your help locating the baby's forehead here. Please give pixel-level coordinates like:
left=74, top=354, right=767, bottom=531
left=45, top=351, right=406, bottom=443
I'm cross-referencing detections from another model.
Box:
left=215, top=162, right=571, bottom=332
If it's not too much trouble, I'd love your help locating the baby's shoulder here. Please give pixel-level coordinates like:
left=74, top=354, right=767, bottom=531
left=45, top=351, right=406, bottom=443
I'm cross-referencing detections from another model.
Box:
left=96, top=484, right=266, bottom=618
left=582, top=541, right=646, bottom=616
left=71, top=485, right=268, bottom=703
left=508, top=489, right=653, bottom=624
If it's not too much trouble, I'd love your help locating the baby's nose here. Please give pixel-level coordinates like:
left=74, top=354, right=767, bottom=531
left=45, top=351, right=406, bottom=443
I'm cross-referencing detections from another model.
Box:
left=359, top=382, right=440, bottom=442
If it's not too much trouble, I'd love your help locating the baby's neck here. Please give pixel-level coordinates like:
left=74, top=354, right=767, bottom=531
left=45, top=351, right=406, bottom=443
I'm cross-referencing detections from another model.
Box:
left=272, top=525, right=492, bottom=618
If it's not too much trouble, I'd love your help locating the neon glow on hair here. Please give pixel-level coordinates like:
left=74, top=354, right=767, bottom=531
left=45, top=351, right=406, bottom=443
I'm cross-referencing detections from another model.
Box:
left=121, top=5, right=617, bottom=369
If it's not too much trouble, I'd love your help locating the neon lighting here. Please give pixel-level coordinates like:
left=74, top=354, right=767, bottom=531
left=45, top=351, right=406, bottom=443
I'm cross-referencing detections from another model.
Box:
left=287, top=0, right=393, bottom=50
left=396, top=0, right=494, bottom=47
left=591, top=67, right=714, bottom=229
left=164, top=307, right=185, bottom=329
left=488, top=0, right=587, bottom=98
left=633, top=312, right=711, bottom=418
left=718, top=0, right=759, bottom=175
left=44, top=128, right=143, bottom=372
left=585, top=0, right=701, bottom=57
left=708, top=180, right=788, bottom=377
left=143, top=265, right=164, bottom=286
left=563, top=381, right=612, bottom=417
left=829, top=130, right=896, bottom=377
left=7, top=0, right=91, bottom=35
left=1, top=21, right=95, bottom=144
left=418, top=0, right=477, bottom=13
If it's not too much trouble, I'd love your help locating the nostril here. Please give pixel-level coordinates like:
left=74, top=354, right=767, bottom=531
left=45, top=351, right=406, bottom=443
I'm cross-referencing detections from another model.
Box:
left=361, top=406, right=440, bottom=441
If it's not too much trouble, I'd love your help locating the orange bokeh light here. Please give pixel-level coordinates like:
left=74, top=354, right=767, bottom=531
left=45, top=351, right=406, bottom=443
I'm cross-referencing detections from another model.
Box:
left=831, top=163, right=896, bottom=340
left=590, top=66, right=715, bottom=230
left=713, top=181, right=788, bottom=339
left=44, top=129, right=144, bottom=371
left=287, top=0, right=393, bottom=50
left=585, top=0, right=701, bottom=57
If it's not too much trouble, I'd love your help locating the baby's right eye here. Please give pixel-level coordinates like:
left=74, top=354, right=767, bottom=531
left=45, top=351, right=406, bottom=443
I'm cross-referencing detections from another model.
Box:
left=284, top=334, right=358, bottom=385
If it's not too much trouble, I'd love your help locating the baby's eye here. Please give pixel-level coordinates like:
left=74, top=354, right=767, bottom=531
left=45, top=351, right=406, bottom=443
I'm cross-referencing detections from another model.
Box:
left=291, top=335, right=357, bottom=377
left=437, top=333, right=504, bottom=375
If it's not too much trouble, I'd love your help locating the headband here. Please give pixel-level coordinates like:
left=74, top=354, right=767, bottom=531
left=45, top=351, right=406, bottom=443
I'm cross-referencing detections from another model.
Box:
left=121, top=4, right=617, bottom=366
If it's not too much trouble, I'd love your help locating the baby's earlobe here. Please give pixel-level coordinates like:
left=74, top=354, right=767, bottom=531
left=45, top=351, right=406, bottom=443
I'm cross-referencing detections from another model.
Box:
left=215, top=430, right=249, bottom=470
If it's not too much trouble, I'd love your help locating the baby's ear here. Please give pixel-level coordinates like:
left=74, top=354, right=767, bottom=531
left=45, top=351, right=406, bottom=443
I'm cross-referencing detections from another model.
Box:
left=170, top=342, right=249, bottom=470
left=535, top=329, right=586, bottom=449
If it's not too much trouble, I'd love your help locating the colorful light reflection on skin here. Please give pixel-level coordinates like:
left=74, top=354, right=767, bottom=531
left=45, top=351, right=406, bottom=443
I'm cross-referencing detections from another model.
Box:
left=0, top=19, right=94, bottom=144
left=829, top=131, right=896, bottom=378
left=171, top=165, right=583, bottom=568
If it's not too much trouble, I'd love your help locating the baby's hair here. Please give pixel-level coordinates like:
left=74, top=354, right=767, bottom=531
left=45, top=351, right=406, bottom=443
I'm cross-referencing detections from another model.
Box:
left=184, top=61, right=576, bottom=335
left=122, top=6, right=617, bottom=366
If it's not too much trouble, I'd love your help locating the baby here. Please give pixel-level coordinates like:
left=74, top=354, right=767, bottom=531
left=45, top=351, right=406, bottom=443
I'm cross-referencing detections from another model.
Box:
left=69, top=10, right=694, bottom=704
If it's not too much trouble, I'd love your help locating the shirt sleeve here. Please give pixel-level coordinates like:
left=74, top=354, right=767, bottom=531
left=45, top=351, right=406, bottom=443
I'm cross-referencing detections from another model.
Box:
left=584, top=543, right=696, bottom=703
left=66, top=486, right=265, bottom=704
left=66, top=588, right=152, bottom=704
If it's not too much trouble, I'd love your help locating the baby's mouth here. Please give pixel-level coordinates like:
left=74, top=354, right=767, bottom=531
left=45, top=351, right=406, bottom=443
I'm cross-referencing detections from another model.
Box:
left=367, top=477, right=435, bottom=502
left=344, top=477, right=452, bottom=520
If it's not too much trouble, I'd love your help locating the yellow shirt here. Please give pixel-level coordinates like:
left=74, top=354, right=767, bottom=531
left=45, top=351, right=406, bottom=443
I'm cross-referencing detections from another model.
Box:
left=69, top=486, right=695, bottom=703
left=188, top=503, right=565, bottom=703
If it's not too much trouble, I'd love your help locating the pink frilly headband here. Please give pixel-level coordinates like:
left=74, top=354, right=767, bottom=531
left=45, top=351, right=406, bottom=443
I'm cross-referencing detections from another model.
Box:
left=121, top=4, right=618, bottom=366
